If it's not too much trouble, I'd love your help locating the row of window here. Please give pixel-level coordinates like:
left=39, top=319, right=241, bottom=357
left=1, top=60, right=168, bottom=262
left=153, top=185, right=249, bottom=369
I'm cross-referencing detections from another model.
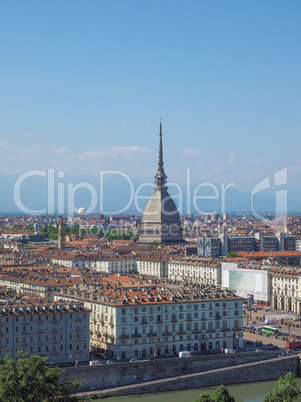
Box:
left=122, top=319, right=241, bottom=336
left=121, top=302, right=239, bottom=315
left=0, top=313, right=87, bottom=324
left=0, top=342, right=87, bottom=354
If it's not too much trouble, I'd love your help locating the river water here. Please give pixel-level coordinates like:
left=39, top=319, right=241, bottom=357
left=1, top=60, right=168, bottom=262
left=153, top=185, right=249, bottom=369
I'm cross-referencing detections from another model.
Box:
left=100, top=378, right=301, bottom=402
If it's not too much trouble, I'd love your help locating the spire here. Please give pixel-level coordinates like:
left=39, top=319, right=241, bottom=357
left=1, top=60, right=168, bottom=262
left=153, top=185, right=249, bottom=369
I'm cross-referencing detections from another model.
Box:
left=155, top=120, right=167, bottom=190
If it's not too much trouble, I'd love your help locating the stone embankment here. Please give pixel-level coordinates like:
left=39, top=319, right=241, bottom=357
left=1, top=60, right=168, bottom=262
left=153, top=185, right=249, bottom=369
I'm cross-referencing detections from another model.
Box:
left=63, top=351, right=293, bottom=393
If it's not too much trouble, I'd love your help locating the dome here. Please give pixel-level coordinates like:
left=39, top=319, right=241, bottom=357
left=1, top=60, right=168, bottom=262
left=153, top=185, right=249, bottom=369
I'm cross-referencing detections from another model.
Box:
left=142, top=189, right=180, bottom=223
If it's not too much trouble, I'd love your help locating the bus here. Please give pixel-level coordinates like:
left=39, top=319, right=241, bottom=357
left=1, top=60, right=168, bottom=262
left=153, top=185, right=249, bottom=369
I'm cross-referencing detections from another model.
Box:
left=261, top=326, right=279, bottom=335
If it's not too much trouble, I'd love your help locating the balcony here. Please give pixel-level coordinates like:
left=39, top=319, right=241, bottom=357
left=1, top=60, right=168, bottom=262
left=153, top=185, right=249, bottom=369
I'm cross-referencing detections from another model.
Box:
left=118, top=334, right=129, bottom=339
left=177, top=331, right=186, bottom=335
left=147, top=332, right=157, bottom=337
left=222, top=328, right=230, bottom=332
left=206, top=329, right=216, bottom=333
left=162, top=332, right=172, bottom=336
left=131, top=333, right=142, bottom=338
left=232, top=327, right=242, bottom=331
left=192, top=330, right=202, bottom=334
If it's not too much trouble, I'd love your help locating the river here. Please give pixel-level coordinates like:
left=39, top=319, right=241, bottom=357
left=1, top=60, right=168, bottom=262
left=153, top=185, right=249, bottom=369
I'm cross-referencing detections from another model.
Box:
left=96, top=378, right=301, bottom=402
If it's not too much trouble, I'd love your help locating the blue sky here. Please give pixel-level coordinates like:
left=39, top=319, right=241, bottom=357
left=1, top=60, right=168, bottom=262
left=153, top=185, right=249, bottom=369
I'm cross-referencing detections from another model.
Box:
left=1, top=0, right=301, bottom=198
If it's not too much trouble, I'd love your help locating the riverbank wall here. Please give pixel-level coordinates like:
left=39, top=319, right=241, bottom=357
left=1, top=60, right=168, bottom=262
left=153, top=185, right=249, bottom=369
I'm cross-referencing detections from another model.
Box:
left=110, top=355, right=300, bottom=397
left=62, top=351, right=289, bottom=392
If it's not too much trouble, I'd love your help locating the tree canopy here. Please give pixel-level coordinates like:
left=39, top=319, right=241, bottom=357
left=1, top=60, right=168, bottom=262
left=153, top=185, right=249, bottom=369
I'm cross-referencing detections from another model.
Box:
left=264, top=372, right=300, bottom=402
left=0, top=352, right=82, bottom=401
left=193, top=385, right=235, bottom=402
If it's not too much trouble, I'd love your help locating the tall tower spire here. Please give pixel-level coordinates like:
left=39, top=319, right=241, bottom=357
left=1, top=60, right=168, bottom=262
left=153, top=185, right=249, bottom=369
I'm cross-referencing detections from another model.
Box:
left=155, top=120, right=167, bottom=190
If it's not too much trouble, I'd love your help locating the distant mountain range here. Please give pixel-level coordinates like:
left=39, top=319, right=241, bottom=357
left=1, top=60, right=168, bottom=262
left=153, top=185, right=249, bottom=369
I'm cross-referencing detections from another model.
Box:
left=0, top=173, right=300, bottom=215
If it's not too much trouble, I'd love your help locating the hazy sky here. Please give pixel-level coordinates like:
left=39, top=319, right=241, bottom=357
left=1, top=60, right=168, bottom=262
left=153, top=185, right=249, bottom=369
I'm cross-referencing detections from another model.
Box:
left=1, top=1, right=301, bottom=197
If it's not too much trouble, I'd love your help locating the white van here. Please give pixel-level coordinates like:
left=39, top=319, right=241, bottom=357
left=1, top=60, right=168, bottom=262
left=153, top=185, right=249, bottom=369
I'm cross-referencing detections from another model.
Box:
left=265, top=319, right=275, bottom=325
left=179, top=351, right=192, bottom=358
left=89, top=360, right=103, bottom=366
left=224, top=348, right=235, bottom=354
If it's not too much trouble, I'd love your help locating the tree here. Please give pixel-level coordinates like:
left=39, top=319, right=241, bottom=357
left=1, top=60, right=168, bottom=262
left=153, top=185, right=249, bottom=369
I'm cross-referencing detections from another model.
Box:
left=226, top=252, right=242, bottom=258
left=264, top=372, right=300, bottom=402
left=213, top=384, right=235, bottom=402
left=0, top=352, right=82, bottom=401
left=193, top=385, right=235, bottom=402
left=193, top=393, right=214, bottom=402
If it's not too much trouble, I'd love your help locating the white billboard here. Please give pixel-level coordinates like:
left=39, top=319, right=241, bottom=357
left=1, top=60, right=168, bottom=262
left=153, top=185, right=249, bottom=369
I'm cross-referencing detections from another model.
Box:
left=222, top=262, right=270, bottom=302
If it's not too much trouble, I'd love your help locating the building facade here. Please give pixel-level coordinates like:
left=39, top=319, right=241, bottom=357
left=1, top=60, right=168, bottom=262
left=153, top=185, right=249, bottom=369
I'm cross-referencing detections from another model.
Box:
left=0, top=295, right=90, bottom=364
left=55, top=283, right=243, bottom=359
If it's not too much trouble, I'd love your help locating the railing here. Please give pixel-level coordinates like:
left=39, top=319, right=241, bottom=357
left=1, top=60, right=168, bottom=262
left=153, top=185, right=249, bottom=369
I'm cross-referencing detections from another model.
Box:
left=147, top=332, right=157, bottom=337
left=131, top=333, right=142, bottom=338
left=119, top=334, right=129, bottom=339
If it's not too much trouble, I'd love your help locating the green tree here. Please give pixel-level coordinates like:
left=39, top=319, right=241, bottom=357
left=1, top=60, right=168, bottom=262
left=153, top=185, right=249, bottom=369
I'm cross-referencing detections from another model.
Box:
left=226, top=252, right=242, bottom=258
left=149, top=241, right=159, bottom=246
left=193, top=393, right=214, bottom=402
left=213, top=384, right=235, bottom=402
left=264, top=372, right=300, bottom=402
left=0, top=352, right=82, bottom=401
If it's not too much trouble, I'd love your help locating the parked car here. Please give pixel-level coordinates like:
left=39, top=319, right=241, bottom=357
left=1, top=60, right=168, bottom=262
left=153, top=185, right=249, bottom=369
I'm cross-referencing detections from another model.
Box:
left=204, top=350, right=212, bottom=355
left=255, top=349, right=263, bottom=352
left=106, top=360, right=116, bottom=364
left=246, top=340, right=253, bottom=345
left=274, top=324, right=281, bottom=328
left=294, top=316, right=301, bottom=321
left=130, top=357, right=141, bottom=363
left=148, top=356, right=155, bottom=360
left=89, top=360, right=103, bottom=366
left=250, top=321, right=256, bottom=324
left=291, top=334, right=297, bottom=338
left=269, top=345, right=278, bottom=350
left=256, top=341, right=262, bottom=347
left=249, top=326, right=256, bottom=330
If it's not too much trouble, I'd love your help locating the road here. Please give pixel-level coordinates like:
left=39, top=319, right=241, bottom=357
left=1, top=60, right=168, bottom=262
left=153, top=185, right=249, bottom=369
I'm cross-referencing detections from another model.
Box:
left=243, top=306, right=301, bottom=350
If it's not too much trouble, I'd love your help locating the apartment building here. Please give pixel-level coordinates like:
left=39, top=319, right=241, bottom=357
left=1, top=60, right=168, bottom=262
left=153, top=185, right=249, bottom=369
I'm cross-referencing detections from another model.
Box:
left=168, top=259, right=221, bottom=286
left=0, top=294, right=90, bottom=364
left=0, top=272, right=82, bottom=301
left=136, top=257, right=168, bottom=278
left=55, top=282, right=243, bottom=359
left=271, top=268, right=301, bottom=313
